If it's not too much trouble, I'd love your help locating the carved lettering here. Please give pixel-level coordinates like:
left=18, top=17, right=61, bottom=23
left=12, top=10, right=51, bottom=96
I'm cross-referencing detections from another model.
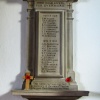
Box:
left=38, top=12, right=61, bottom=76
left=35, top=1, right=66, bottom=8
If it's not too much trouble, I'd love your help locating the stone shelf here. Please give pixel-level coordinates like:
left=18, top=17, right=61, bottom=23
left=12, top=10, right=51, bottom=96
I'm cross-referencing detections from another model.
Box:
left=12, top=90, right=89, bottom=100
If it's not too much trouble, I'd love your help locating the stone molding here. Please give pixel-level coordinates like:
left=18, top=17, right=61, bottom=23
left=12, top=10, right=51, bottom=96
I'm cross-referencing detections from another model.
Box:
left=23, top=0, right=78, bottom=2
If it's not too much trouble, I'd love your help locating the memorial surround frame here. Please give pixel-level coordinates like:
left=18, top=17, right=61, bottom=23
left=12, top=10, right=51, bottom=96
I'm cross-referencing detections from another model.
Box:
left=12, top=0, right=89, bottom=99
left=25, top=0, right=78, bottom=90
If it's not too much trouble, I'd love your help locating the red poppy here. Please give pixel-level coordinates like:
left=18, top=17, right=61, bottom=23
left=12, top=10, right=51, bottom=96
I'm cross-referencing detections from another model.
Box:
left=25, top=75, right=31, bottom=79
left=65, top=77, right=71, bottom=82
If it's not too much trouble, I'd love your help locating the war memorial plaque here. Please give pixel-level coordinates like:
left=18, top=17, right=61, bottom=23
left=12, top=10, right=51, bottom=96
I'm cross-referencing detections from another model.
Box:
left=28, top=1, right=77, bottom=90
left=12, top=0, right=89, bottom=100
left=37, top=12, right=62, bottom=77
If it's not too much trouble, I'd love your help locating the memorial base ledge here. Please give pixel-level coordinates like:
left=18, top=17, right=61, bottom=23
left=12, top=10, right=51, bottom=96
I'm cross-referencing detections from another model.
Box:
left=12, top=90, right=89, bottom=100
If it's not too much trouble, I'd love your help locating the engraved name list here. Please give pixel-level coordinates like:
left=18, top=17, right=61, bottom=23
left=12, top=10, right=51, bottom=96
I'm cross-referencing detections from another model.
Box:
left=37, top=12, right=61, bottom=76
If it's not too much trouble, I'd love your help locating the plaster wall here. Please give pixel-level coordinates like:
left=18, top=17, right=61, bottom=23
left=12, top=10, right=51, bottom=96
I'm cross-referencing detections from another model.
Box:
left=0, top=0, right=100, bottom=100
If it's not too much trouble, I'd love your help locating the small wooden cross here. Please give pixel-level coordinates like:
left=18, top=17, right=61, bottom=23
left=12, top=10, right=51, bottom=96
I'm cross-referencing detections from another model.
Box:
left=67, top=3, right=72, bottom=9
left=23, top=71, right=34, bottom=90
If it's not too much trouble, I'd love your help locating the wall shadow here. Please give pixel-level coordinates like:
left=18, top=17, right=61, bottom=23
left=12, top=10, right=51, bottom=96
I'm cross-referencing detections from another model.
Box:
left=0, top=0, right=28, bottom=100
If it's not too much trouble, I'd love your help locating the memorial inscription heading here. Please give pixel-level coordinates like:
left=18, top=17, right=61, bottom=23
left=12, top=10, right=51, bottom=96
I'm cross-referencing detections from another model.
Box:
left=35, top=1, right=66, bottom=8
left=37, top=12, right=62, bottom=77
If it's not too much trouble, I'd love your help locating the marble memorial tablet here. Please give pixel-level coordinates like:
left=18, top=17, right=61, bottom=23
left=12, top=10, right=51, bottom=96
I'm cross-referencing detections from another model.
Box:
left=37, top=12, right=62, bottom=77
